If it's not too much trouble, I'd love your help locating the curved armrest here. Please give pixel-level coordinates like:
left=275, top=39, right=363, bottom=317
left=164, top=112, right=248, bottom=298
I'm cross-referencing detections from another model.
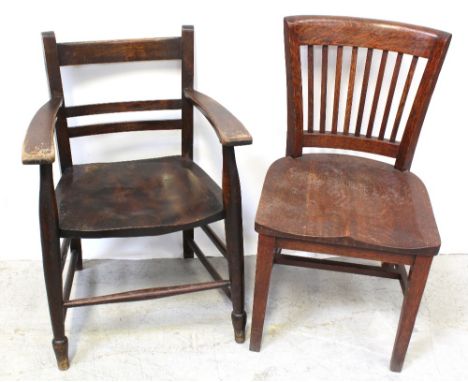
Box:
left=184, top=89, right=252, bottom=146
left=22, top=97, right=63, bottom=165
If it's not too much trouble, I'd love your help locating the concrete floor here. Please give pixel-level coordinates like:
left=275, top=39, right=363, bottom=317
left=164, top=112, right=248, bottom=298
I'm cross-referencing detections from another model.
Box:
left=1, top=254, right=467, bottom=380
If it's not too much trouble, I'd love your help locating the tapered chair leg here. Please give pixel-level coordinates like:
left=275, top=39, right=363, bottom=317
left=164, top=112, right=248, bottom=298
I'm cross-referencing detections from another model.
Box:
left=70, top=238, right=83, bottom=270
left=390, top=256, right=433, bottom=372
left=249, top=234, right=276, bottom=352
left=39, top=165, right=69, bottom=370
left=183, top=229, right=194, bottom=258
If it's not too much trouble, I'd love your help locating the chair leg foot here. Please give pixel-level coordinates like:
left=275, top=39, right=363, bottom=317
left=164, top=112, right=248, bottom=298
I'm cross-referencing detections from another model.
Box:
left=232, top=311, right=247, bottom=343
left=249, top=235, right=275, bottom=352
left=389, top=256, right=433, bottom=372
left=183, top=230, right=194, bottom=259
left=71, top=238, right=83, bottom=271
left=52, top=337, right=69, bottom=370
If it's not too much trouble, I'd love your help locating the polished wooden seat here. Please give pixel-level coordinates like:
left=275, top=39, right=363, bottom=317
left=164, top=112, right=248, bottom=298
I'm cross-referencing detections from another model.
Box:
left=57, top=156, right=224, bottom=238
left=22, top=27, right=252, bottom=370
left=249, top=16, right=450, bottom=372
left=256, top=154, right=440, bottom=254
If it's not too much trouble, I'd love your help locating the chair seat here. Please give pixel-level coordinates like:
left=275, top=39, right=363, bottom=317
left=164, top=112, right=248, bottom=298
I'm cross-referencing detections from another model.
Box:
left=56, top=156, right=224, bottom=238
left=255, top=154, right=440, bottom=255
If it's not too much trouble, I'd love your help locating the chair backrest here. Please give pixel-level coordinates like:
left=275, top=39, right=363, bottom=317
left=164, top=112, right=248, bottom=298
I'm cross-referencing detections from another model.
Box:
left=284, top=16, right=450, bottom=170
left=42, top=26, right=194, bottom=172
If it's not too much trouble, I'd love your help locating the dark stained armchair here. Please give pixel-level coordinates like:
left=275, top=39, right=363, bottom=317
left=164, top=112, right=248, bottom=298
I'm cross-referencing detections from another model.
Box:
left=249, top=16, right=450, bottom=372
left=22, top=26, right=252, bottom=370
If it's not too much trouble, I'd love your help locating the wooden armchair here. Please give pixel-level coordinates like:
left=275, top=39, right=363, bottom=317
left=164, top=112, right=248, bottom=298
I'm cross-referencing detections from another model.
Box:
left=22, top=26, right=252, bottom=370
left=249, top=16, right=450, bottom=371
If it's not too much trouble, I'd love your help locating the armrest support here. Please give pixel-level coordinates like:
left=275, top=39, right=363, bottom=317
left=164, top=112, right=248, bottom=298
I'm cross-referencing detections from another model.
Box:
left=22, top=97, right=63, bottom=165
left=184, top=89, right=252, bottom=147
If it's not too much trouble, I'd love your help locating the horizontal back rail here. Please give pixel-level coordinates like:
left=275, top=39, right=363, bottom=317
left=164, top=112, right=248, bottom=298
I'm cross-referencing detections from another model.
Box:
left=65, top=99, right=182, bottom=117
left=68, top=119, right=182, bottom=138
left=286, top=16, right=442, bottom=58
left=57, top=37, right=181, bottom=66
left=303, top=132, right=399, bottom=157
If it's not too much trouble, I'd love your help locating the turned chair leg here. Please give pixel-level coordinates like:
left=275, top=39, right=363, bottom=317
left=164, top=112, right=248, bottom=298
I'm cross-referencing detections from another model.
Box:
left=390, top=256, right=433, bottom=372
left=39, top=164, right=69, bottom=370
left=71, top=238, right=83, bottom=271
left=249, top=234, right=276, bottom=352
left=183, top=229, right=194, bottom=259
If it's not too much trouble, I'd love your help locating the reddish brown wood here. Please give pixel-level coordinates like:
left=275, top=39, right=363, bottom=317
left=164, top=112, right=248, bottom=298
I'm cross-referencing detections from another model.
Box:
left=249, top=235, right=276, bottom=352
left=367, top=50, right=388, bottom=137
left=355, top=48, right=373, bottom=136
left=251, top=16, right=450, bottom=372
left=379, top=53, right=403, bottom=139
left=57, top=37, right=181, bottom=65
left=331, top=46, right=343, bottom=134
left=320, top=45, right=328, bottom=133
left=307, top=46, right=314, bottom=132
left=390, top=56, right=419, bottom=142
left=343, top=47, right=358, bottom=134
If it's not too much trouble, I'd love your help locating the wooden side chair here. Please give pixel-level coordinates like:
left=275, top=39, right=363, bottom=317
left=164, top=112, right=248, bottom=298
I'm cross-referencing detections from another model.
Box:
left=22, top=26, right=252, bottom=370
left=249, top=16, right=450, bottom=372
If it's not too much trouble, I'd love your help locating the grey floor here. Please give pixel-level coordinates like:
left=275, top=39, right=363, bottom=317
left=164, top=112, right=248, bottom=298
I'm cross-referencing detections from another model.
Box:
left=1, top=254, right=467, bottom=381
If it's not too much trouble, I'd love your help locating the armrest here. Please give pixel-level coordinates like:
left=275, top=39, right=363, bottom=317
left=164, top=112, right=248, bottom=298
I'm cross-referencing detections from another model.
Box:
left=22, top=97, right=63, bottom=165
left=184, top=89, right=252, bottom=146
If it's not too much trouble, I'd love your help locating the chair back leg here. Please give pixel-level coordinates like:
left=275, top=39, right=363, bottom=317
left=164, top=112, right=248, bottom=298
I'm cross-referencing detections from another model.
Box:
left=183, top=229, right=195, bottom=258
left=390, top=256, right=433, bottom=371
left=249, top=234, right=276, bottom=351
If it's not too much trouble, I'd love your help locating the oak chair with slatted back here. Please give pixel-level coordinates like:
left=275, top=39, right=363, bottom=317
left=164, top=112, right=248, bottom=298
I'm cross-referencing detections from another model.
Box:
left=22, top=26, right=252, bottom=370
left=249, top=16, right=450, bottom=372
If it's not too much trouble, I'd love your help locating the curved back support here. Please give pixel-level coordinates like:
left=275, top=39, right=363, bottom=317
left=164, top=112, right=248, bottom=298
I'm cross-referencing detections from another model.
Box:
left=284, top=16, right=450, bottom=170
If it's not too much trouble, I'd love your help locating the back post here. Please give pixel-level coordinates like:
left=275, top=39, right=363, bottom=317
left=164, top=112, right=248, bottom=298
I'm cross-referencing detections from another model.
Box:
left=42, top=32, right=73, bottom=171
left=181, top=26, right=194, bottom=159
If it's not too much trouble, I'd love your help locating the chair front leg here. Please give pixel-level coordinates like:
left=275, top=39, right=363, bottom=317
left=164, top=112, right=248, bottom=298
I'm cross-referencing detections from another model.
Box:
left=249, top=234, right=276, bottom=352
left=183, top=229, right=194, bottom=259
left=39, top=165, right=69, bottom=370
left=222, top=146, right=247, bottom=343
left=390, top=256, right=433, bottom=372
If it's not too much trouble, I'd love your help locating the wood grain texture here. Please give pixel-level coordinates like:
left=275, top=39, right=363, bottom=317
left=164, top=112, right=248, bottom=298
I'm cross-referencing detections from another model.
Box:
left=285, top=15, right=448, bottom=58
left=57, top=37, right=181, bottom=66
left=184, top=89, right=252, bottom=146
left=56, top=156, right=224, bottom=238
left=22, top=97, right=63, bottom=164
left=255, top=154, right=440, bottom=255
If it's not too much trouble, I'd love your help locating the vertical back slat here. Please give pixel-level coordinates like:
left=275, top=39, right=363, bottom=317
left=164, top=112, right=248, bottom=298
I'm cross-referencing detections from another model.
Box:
left=320, top=45, right=328, bottom=133
left=181, top=26, right=194, bottom=159
left=355, top=48, right=373, bottom=136
left=367, top=50, right=388, bottom=137
left=331, top=46, right=343, bottom=134
left=42, top=32, right=73, bottom=172
left=307, top=46, right=314, bottom=132
left=379, top=53, right=403, bottom=139
left=390, top=56, right=419, bottom=142
left=343, top=47, right=358, bottom=134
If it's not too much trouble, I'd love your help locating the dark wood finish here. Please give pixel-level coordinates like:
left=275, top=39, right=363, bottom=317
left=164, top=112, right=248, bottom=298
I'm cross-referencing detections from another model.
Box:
left=184, top=89, right=252, bottom=146
left=22, top=97, right=62, bottom=164
left=187, top=238, right=231, bottom=298
left=64, top=280, right=230, bottom=308
left=201, top=225, right=228, bottom=258
left=320, top=45, right=328, bottom=133
left=250, top=16, right=450, bottom=372
left=42, top=32, right=73, bottom=172
left=65, top=99, right=182, bottom=117
left=57, top=37, right=181, bottom=66
left=67, top=119, right=182, bottom=138
left=23, top=26, right=251, bottom=369
left=56, top=156, right=224, bottom=238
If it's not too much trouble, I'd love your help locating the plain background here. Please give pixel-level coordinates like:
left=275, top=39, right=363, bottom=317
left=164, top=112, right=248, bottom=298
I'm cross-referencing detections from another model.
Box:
left=1, top=0, right=466, bottom=261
